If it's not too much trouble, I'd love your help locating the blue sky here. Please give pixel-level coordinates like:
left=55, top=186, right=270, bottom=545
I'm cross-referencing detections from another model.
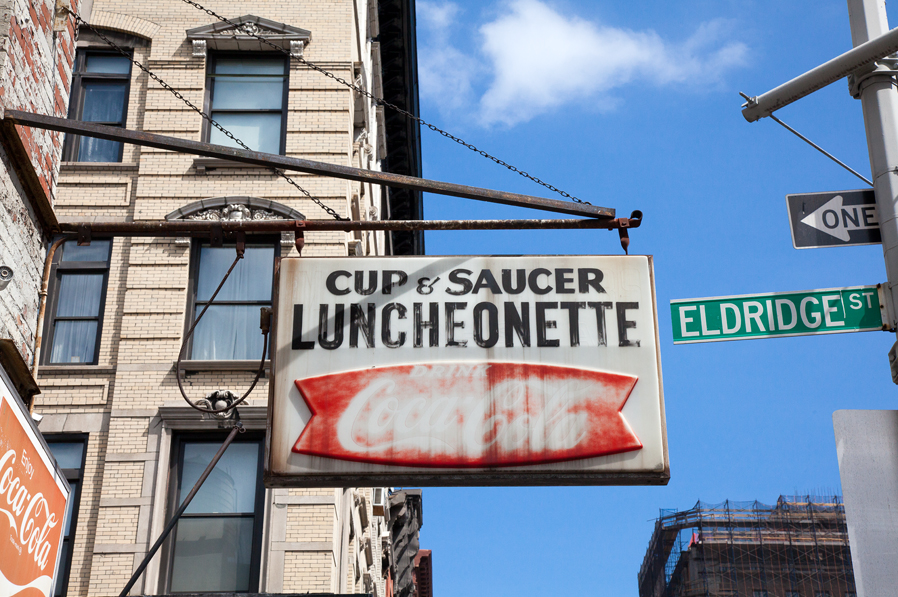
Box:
left=411, top=1, right=896, bottom=595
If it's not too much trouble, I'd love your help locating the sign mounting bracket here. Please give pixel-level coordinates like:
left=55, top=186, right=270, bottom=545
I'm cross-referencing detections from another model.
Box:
left=3, top=110, right=615, bottom=219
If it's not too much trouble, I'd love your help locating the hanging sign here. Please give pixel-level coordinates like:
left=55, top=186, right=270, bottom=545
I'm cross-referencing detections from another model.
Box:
left=266, top=255, right=668, bottom=487
left=0, top=371, right=70, bottom=597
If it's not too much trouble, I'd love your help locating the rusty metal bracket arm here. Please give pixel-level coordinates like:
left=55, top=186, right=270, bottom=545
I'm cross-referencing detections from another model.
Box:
left=4, top=110, right=614, bottom=219
left=58, top=216, right=641, bottom=236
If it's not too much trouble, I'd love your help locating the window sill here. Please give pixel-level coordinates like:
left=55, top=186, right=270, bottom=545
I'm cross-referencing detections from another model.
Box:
left=159, top=401, right=268, bottom=430
left=60, top=162, right=139, bottom=173
left=193, top=158, right=275, bottom=175
left=177, top=360, right=271, bottom=372
left=38, top=365, right=116, bottom=374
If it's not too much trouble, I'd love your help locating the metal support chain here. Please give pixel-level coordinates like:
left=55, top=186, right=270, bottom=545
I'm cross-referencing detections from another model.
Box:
left=177, top=0, right=591, bottom=206
left=64, top=8, right=346, bottom=221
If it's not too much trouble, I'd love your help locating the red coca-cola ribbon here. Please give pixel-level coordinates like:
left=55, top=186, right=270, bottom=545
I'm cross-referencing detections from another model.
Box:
left=293, top=362, right=642, bottom=468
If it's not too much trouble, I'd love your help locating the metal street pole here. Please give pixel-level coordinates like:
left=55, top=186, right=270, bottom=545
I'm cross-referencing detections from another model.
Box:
left=847, top=0, right=898, bottom=335
left=840, top=2, right=898, bottom=595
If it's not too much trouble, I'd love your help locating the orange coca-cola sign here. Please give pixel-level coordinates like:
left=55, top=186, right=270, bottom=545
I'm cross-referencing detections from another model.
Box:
left=0, top=381, right=69, bottom=597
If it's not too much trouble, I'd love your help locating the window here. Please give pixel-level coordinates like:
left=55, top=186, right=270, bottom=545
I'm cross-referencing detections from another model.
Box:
left=165, top=434, right=265, bottom=593
left=64, top=51, right=132, bottom=162
left=752, top=591, right=769, bottom=597
left=205, top=54, right=288, bottom=154
left=44, top=240, right=111, bottom=365
left=785, top=592, right=801, bottom=597
left=46, top=437, right=87, bottom=597
left=187, top=241, right=276, bottom=360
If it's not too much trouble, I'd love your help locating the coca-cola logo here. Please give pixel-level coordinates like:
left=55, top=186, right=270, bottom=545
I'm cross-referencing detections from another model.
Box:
left=0, top=397, right=66, bottom=597
left=0, top=449, right=59, bottom=570
left=293, top=362, right=642, bottom=468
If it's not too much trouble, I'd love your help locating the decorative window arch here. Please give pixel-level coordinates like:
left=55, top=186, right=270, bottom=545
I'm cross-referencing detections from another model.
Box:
left=164, top=196, right=305, bottom=222
left=165, top=197, right=304, bottom=248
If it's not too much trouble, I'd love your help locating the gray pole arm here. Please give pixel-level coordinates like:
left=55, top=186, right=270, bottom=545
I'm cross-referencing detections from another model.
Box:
left=742, top=23, right=898, bottom=122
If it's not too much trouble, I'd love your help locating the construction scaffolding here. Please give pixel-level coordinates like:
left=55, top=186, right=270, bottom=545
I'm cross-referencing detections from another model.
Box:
left=638, top=496, right=856, bottom=597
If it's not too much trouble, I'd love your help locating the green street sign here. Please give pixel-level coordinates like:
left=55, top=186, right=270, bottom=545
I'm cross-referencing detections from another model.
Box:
left=671, top=285, right=886, bottom=344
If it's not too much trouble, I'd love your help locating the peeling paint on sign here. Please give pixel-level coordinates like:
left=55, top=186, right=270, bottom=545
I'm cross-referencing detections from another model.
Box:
left=267, top=255, right=667, bottom=486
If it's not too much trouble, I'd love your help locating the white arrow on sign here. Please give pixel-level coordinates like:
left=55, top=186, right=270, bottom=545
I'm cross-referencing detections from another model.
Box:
left=800, top=195, right=879, bottom=241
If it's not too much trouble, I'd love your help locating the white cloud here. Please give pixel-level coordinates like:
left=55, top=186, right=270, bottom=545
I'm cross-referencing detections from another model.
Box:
left=417, top=1, right=483, bottom=113
left=417, top=0, right=749, bottom=127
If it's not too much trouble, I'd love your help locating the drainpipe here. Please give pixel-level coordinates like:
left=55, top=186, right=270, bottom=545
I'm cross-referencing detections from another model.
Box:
left=30, top=235, right=74, bottom=412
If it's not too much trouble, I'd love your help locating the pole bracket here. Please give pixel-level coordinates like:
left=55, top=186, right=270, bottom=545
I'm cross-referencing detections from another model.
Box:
left=878, top=282, right=898, bottom=331
left=848, top=60, right=898, bottom=98
left=612, top=211, right=642, bottom=255
left=77, top=224, right=91, bottom=246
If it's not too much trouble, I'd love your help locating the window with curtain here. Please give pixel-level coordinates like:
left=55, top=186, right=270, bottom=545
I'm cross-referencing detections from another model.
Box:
left=63, top=50, right=132, bottom=162
left=44, top=240, right=111, bottom=365
left=165, top=435, right=265, bottom=593
left=45, top=437, right=87, bottom=597
left=205, top=54, right=289, bottom=154
left=189, top=242, right=276, bottom=360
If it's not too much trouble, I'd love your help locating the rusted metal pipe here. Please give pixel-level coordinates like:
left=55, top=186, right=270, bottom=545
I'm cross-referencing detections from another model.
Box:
left=31, top=235, right=75, bottom=410
left=58, top=215, right=641, bottom=237
left=4, top=110, right=615, bottom=219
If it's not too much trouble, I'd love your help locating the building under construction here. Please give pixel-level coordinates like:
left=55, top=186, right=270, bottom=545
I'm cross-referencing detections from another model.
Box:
left=638, top=496, right=856, bottom=597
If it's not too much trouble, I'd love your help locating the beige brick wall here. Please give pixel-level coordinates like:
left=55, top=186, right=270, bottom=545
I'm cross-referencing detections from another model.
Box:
left=67, top=430, right=108, bottom=597
left=286, top=505, right=334, bottom=542
left=95, top=507, right=140, bottom=544
left=37, top=1, right=396, bottom=596
left=88, top=554, right=136, bottom=596
left=102, top=462, right=144, bottom=498
left=284, top=552, right=334, bottom=593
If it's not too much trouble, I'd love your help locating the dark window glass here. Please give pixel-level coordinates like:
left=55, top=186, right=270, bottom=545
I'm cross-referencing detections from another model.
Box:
left=206, top=55, right=288, bottom=154
left=189, top=243, right=275, bottom=360
left=167, top=435, right=264, bottom=593
left=49, top=441, right=85, bottom=469
left=64, top=50, right=132, bottom=162
left=45, top=240, right=111, bottom=365
left=46, top=437, right=87, bottom=597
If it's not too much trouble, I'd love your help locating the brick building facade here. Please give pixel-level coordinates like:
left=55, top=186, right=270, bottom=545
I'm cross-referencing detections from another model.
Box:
left=26, top=0, right=424, bottom=595
left=0, top=0, right=81, bottom=402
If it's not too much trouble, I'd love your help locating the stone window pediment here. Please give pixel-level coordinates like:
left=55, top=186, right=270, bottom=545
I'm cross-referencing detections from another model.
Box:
left=165, top=197, right=305, bottom=247
left=186, top=15, right=311, bottom=57
left=164, top=197, right=305, bottom=222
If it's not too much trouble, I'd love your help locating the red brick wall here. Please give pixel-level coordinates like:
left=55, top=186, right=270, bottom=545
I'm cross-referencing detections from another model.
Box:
left=1, top=0, right=78, bottom=202
left=0, top=0, right=79, bottom=366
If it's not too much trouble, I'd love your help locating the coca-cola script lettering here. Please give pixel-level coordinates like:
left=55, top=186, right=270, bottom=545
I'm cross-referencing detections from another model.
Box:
left=0, top=449, right=58, bottom=569
left=293, top=362, right=642, bottom=467
left=0, top=398, right=67, bottom=597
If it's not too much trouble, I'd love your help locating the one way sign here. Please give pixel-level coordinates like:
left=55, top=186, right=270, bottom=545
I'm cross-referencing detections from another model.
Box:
left=786, top=189, right=881, bottom=249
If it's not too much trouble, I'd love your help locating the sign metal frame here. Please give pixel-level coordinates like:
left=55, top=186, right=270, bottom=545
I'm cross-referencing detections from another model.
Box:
left=264, top=255, right=669, bottom=488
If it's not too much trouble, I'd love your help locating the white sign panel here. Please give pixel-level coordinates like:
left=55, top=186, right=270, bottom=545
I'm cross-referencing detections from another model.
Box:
left=266, top=256, right=668, bottom=486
